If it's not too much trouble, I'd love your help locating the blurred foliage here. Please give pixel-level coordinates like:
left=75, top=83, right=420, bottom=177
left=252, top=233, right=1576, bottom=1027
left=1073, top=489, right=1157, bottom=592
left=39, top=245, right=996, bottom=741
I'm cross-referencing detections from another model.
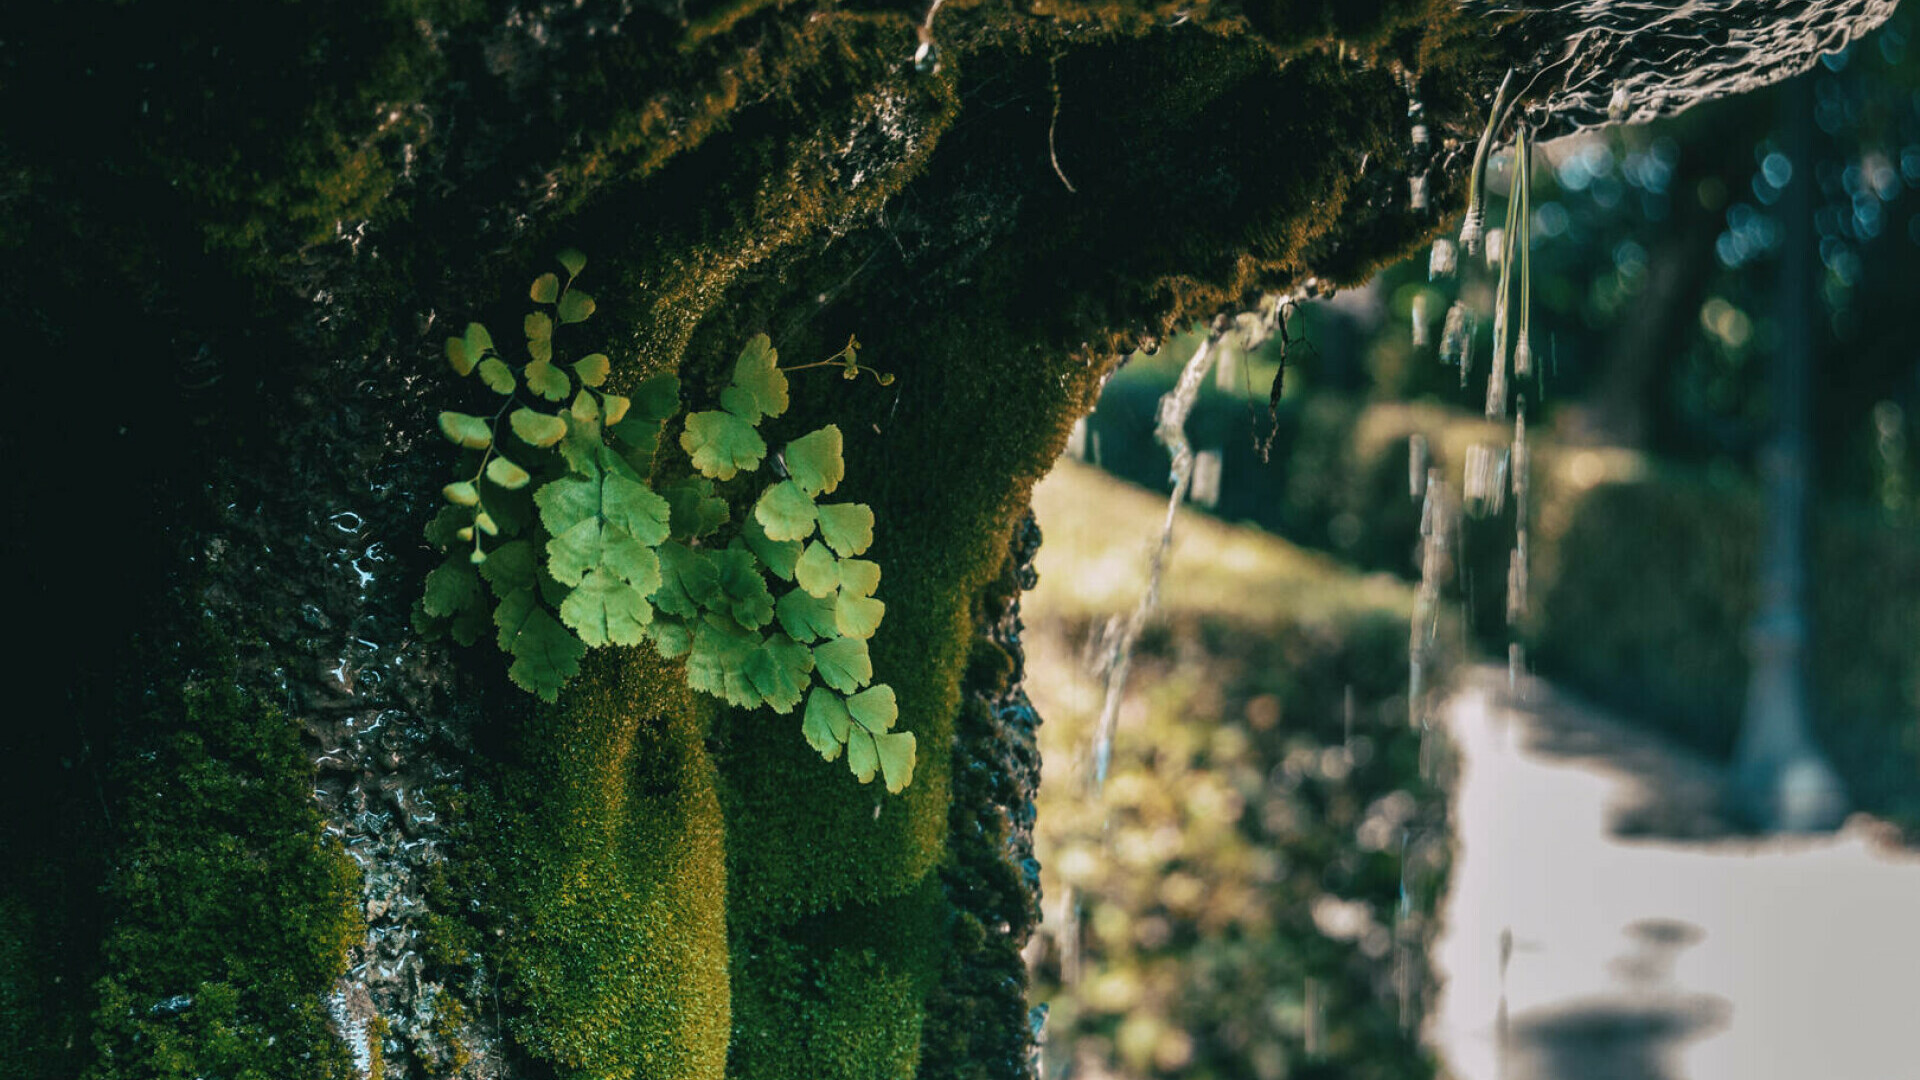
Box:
left=1534, top=466, right=1920, bottom=827
left=1079, top=12, right=1920, bottom=835
left=1024, top=462, right=1453, bottom=1080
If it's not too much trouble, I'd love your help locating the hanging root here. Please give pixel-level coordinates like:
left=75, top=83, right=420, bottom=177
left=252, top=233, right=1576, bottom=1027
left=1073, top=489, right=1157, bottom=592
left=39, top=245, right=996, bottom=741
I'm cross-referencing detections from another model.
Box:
left=1461, top=68, right=1517, bottom=256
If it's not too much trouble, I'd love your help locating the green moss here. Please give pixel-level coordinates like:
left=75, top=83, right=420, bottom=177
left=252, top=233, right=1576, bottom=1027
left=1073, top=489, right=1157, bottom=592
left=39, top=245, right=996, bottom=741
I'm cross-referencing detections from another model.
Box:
left=82, top=627, right=361, bottom=1080
left=478, top=647, right=731, bottom=1079
left=4, top=0, right=1533, bottom=1067
left=727, top=879, right=945, bottom=1079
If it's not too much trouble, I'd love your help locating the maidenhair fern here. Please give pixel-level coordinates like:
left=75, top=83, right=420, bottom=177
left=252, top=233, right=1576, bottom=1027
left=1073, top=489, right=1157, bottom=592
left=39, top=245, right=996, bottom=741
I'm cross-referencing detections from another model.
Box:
left=415, top=252, right=914, bottom=792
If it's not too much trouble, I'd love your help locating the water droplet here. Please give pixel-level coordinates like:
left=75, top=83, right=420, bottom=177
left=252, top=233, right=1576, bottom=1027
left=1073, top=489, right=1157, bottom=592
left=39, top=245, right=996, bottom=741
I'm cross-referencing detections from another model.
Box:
left=1440, top=302, right=1475, bottom=370
left=1464, top=443, right=1509, bottom=518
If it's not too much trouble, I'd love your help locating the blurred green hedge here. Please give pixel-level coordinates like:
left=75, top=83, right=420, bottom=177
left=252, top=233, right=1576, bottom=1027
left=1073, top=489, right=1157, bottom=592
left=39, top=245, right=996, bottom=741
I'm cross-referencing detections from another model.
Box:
left=1026, top=463, right=1454, bottom=1080
left=1534, top=470, right=1920, bottom=824
left=1082, top=382, right=1920, bottom=826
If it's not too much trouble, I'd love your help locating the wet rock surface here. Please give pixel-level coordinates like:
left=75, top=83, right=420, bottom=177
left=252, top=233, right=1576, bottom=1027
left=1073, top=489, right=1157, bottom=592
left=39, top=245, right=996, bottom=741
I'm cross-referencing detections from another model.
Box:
left=198, top=314, right=507, bottom=1075
left=1510, top=0, right=1896, bottom=136
left=921, top=512, right=1048, bottom=1080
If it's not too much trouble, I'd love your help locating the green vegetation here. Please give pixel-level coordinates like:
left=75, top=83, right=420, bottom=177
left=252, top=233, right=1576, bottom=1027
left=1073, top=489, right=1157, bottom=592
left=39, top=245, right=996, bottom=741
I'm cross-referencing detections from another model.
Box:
left=1084, top=363, right=1920, bottom=829
left=1027, top=461, right=1452, bottom=1080
left=83, top=628, right=361, bottom=1080
left=418, top=257, right=912, bottom=790
left=0, top=0, right=1554, bottom=1073
left=1534, top=465, right=1920, bottom=825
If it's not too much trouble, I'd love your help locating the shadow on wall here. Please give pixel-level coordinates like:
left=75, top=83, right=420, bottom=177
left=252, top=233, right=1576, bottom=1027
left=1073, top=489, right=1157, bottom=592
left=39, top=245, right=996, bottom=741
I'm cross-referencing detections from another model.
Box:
left=1504, top=920, right=1729, bottom=1080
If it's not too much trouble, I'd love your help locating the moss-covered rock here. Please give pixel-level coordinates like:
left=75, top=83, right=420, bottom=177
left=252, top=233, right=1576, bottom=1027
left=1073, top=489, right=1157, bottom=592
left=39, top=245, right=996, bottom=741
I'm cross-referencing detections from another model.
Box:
left=440, top=649, right=731, bottom=1079
left=5, top=0, right=1794, bottom=1074
left=84, top=630, right=361, bottom=1080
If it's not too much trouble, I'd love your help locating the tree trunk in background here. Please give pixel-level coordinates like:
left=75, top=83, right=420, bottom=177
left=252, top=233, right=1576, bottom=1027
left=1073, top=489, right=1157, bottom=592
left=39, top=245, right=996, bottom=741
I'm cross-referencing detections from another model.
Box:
left=1732, top=72, right=1847, bottom=832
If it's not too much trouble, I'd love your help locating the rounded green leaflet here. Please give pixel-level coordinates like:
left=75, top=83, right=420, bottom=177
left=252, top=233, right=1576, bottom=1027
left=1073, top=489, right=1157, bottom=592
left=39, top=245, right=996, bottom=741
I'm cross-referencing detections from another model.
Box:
left=846, top=727, right=879, bottom=784
left=729, top=334, right=788, bottom=420
left=744, top=513, right=802, bottom=580
left=478, top=538, right=537, bottom=598
left=525, top=310, right=553, bottom=343
left=560, top=568, right=654, bottom=648
left=687, top=615, right=760, bottom=707
left=530, top=272, right=560, bottom=304
left=525, top=359, right=571, bottom=402
left=834, top=590, right=885, bottom=640
left=485, top=456, right=531, bottom=490
left=570, top=389, right=600, bottom=424
left=478, top=357, right=516, bottom=395
left=443, top=481, right=480, bottom=506
left=653, top=541, right=721, bottom=618
left=536, top=470, right=611, bottom=539
left=815, top=502, right=874, bottom=557
left=600, top=470, right=672, bottom=546
left=510, top=408, right=567, bottom=447
left=557, top=290, right=596, bottom=325
left=812, top=636, right=872, bottom=693
left=631, top=373, right=681, bottom=422
left=558, top=248, right=587, bottom=278
left=573, top=353, right=610, bottom=387
left=754, top=479, right=817, bottom=542
left=445, top=336, right=475, bottom=376
left=775, top=588, right=838, bottom=642
left=438, top=411, right=492, bottom=449
left=422, top=561, right=483, bottom=618
left=602, top=393, right=630, bottom=425
left=497, top=599, right=587, bottom=703
left=837, top=559, right=882, bottom=598
left=744, top=634, right=814, bottom=714
left=784, top=425, right=845, bottom=496
left=710, top=547, right=776, bottom=629
left=794, top=540, right=839, bottom=598
left=680, top=409, right=766, bottom=481
left=537, top=470, right=670, bottom=586
left=665, top=480, right=730, bottom=541
left=463, top=321, right=494, bottom=361
left=547, top=520, right=661, bottom=591
left=720, top=385, right=765, bottom=422
left=802, top=687, right=852, bottom=759
left=646, top=616, right=692, bottom=659
left=846, top=684, right=898, bottom=733
left=874, top=731, right=916, bottom=793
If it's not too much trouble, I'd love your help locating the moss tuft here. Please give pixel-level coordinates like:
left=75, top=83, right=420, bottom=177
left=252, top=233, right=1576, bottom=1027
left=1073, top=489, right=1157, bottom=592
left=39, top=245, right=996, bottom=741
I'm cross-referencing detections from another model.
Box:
left=82, top=626, right=362, bottom=1080
left=726, top=878, right=946, bottom=1079
left=474, top=647, right=731, bottom=1080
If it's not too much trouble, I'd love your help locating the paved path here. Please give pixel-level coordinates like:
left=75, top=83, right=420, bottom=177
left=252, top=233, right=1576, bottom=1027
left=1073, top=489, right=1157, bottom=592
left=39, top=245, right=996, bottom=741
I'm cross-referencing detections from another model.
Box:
left=1429, top=666, right=1920, bottom=1080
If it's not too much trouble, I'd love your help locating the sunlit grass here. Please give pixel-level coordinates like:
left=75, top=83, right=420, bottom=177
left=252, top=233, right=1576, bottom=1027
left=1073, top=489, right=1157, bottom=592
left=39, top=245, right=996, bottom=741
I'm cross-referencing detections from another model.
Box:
left=1023, top=458, right=1450, bottom=1080
left=1029, top=459, right=1415, bottom=627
